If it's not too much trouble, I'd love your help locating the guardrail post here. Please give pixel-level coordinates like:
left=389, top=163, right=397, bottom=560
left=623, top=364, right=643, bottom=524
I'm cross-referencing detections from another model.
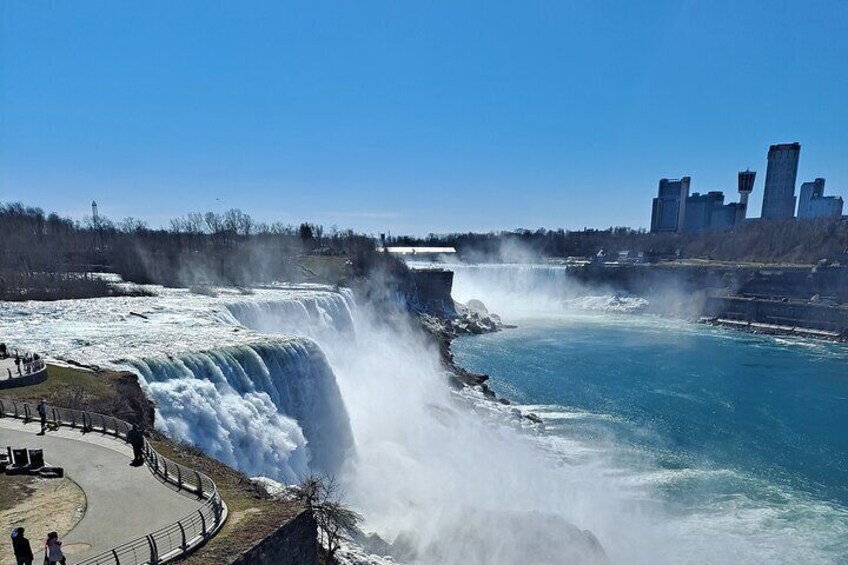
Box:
left=111, top=548, right=120, bottom=564
left=176, top=465, right=182, bottom=490
left=23, top=404, right=30, bottom=422
left=178, top=521, right=188, bottom=551
left=198, top=509, right=207, bottom=536
left=147, top=534, right=159, bottom=564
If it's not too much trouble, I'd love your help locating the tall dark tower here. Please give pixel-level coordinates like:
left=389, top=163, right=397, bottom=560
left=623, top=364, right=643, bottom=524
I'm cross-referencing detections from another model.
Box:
left=761, top=143, right=800, bottom=219
left=92, top=201, right=99, bottom=223
left=737, top=170, right=756, bottom=223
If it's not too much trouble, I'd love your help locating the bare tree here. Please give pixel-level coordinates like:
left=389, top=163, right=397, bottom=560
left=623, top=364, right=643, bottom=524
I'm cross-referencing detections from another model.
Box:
left=204, top=211, right=224, bottom=234
left=295, top=475, right=362, bottom=562
left=118, top=217, right=148, bottom=233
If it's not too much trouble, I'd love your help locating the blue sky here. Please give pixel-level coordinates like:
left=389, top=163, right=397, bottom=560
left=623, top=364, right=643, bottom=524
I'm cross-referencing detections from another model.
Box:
left=1, top=1, right=847, bottom=235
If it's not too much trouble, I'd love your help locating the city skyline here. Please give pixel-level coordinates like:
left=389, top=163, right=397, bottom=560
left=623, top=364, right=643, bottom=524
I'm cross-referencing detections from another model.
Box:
left=2, top=1, right=847, bottom=235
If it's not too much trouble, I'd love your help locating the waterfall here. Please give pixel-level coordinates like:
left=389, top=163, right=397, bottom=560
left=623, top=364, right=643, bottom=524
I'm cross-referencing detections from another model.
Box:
left=126, top=338, right=354, bottom=482
left=441, top=262, right=646, bottom=317
left=224, top=290, right=357, bottom=339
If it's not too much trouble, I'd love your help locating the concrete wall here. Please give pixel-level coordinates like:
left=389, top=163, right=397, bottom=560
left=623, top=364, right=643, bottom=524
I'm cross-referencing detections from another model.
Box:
left=228, top=509, right=319, bottom=565
left=704, top=296, right=848, bottom=334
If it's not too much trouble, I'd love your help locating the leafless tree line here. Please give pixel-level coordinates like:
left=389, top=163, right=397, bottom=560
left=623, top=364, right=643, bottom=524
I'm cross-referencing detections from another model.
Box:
left=389, top=219, right=848, bottom=264
left=0, top=201, right=383, bottom=297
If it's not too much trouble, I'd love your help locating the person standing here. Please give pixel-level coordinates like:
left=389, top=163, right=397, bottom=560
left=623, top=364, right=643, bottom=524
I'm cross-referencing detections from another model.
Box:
left=44, top=532, right=65, bottom=565
left=11, top=527, right=34, bottom=565
left=36, top=400, right=47, bottom=435
left=127, top=424, right=145, bottom=466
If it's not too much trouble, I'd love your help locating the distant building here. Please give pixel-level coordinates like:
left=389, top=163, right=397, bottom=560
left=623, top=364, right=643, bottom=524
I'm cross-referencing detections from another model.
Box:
left=650, top=177, right=690, bottom=233
left=713, top=201, right=745, bottom=229
left=761, top=143, right=800, bottom=219
left=379, top=246, right=457, bottom=261
left=684, top=192, right=724, bottom=231
left=683, top=191, right=744, bottom=231
left=798, top=178, right=843, bottom=219
left=737, top=170, right=756, bottom=223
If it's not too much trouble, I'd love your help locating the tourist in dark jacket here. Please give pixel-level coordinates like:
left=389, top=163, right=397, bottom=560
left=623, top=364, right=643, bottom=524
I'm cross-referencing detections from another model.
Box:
left=37, top=400, right=48, bottom=435
left=127, top=424, right=145, bottom=466
left=11, top=527, right=34, bottom=565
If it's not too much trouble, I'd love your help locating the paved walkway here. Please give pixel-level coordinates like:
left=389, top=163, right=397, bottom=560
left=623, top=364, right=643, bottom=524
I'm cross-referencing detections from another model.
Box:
left=0, top=418, right=198, bottom=563
left=0, top=358, right=19, bottom=380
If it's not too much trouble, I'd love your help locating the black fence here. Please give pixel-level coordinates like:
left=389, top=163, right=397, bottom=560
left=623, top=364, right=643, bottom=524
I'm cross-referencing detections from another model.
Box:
left=0, top=399, right=227, bottom=565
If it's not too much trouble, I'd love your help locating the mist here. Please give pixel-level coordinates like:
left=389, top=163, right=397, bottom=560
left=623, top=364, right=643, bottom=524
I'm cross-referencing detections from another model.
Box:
left=231, top=290, right=673, bottom=565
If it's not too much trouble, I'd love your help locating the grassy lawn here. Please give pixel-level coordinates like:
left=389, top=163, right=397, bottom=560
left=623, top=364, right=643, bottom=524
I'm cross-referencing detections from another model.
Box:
left=1, top=364, right=116, bottom=403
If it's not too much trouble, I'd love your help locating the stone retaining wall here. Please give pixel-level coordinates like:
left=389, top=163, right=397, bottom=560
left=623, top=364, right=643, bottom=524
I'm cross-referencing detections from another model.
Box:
left=228, top=509, right=319, bottom=565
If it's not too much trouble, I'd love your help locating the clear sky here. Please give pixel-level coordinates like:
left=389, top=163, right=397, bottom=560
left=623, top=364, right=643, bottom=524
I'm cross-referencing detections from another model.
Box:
left=2, top=1, right=847, bottom=235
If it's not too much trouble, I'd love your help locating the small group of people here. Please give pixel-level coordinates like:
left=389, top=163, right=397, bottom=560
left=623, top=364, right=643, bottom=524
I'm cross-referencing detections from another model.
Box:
left=0, top=343, right=43, bottom=377
left=10, top=528, right=66, bottom=565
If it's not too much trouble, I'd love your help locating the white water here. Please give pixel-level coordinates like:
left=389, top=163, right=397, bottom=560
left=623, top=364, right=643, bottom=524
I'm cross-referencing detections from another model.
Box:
left=0, top=280, right=614, bottom=563
left=0, top=285, right=353, bottom=481
left=1, top=266, right=814, bottom=564
left=412, top=261, right=647, bottom=318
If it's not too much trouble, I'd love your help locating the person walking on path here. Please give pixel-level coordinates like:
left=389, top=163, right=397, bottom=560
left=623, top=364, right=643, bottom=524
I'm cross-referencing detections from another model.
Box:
left=36, top=400, right=48, bottom=435
left=44, top=532, right=66, bottom=565
left=127, top=424, right=145, bottom=466
left=10, top=527, right=34, bottom=565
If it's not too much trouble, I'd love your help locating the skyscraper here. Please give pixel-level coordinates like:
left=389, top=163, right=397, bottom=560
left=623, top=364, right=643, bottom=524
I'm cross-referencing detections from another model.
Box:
left=761, top=143, right=800, bottom=219
left=650, top=177, right=690, bottom=232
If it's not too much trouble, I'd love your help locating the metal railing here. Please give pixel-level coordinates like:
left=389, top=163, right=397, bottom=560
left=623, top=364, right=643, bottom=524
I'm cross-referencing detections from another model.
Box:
left=1, top=359, right=46, bottom=380
left=0, top=399, right=227, bottom=565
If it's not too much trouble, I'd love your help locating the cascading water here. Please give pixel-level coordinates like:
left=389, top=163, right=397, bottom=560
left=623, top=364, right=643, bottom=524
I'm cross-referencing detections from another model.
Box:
left=0, top=286, right=357, bottom=484
left=126, top=340, right=353, bottom=480
left=224, top=288, right=357, bottom=339
left=6, top=272, right=830, bottom=564
left=422, top=261, right=647, bottom=317
left=226, top=286, right=619, bottom=565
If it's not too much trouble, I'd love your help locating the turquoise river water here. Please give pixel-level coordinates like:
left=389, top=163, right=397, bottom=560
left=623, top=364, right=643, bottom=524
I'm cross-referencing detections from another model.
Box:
left=454, top=312, right=848, bottom=563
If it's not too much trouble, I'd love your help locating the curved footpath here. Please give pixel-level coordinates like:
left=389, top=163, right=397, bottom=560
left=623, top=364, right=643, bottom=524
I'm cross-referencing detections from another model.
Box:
left=0, top=418, right=197, bottom=563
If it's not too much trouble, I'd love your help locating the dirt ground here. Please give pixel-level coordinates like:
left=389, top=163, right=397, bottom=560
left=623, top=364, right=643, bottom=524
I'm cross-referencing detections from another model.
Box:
left=0, top=474, right=86, bottom=565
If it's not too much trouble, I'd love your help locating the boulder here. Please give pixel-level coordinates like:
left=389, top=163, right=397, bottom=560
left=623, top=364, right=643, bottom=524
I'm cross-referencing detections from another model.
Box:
left=465, top=299, right=489, bottom=316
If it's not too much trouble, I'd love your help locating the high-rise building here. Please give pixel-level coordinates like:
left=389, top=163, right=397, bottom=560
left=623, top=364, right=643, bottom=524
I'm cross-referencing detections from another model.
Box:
left=761, top=143, right=800, bottom=219
left=650, top=177, right=690, bottom=233
left=798, top=178, right=843, bottom=219
left=682, top=191, right=744, bottom=231
left=684, top=192, right=725, bottom=232
left=737, top=170, right=756, bottom=223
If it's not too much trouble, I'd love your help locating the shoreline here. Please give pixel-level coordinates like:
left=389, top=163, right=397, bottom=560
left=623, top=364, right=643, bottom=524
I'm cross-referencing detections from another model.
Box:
left=418, top=314, right=546, bottom=425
